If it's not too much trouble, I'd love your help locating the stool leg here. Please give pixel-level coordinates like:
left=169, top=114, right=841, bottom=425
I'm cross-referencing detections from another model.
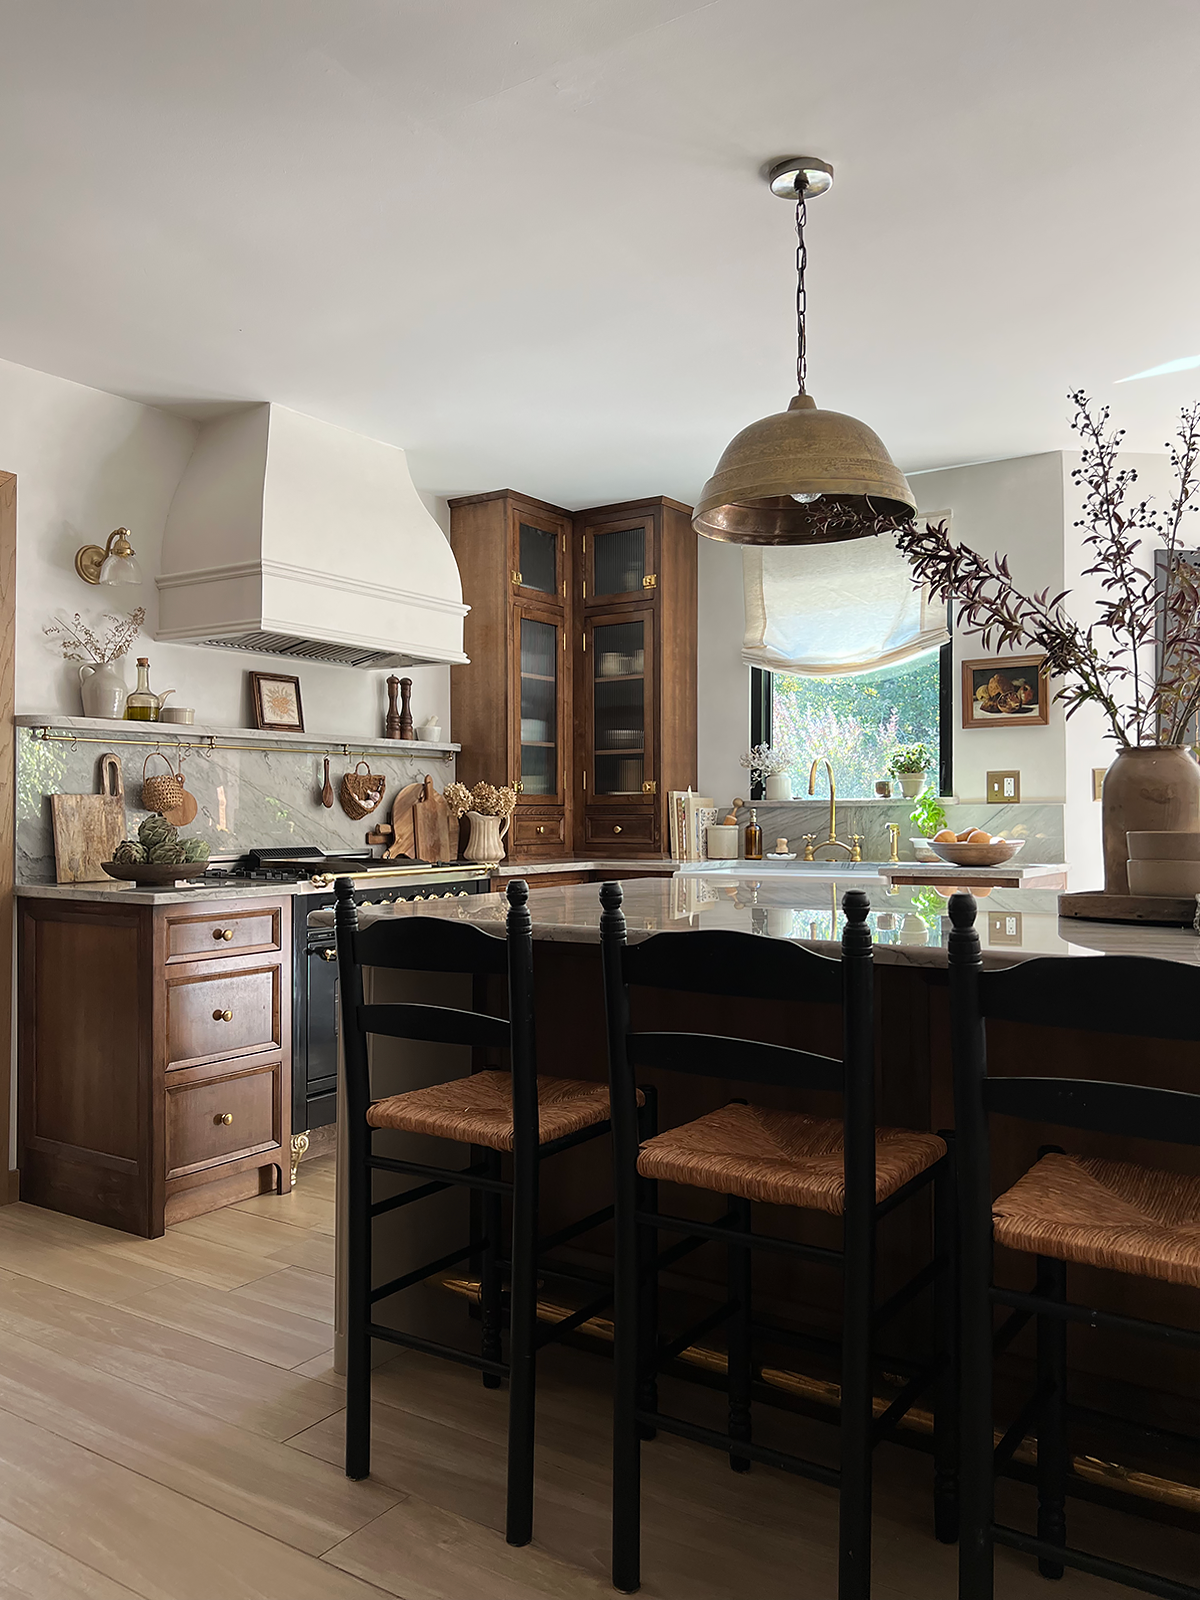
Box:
left=505, top=1143, right=538, bottom=1546
left=1036, top=1256, right=1067, bottom=1580
left=838, top=1207, right=874, bottom=1599
left=636, top=1088, right=659, bottom=1441
left=345, top=1119, right=372, bottom=1480
left=933, top=1146, right=960, bottom=1544
left=480, top=1148, right=503, bottom=1389
left=958, top=1169, right=995, bottom=1599
left=612, top=1120, right=642, bottom=1593
left=727, top=1194, right=752, bottom=1473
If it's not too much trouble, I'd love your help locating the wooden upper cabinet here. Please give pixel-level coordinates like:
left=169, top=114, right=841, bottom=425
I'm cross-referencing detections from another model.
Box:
left=511, top=508, right=569, bottom=609
left=512, top=601, right=566, bottom=809
left=583, top=606, right=656, bottom=809
left=581, top=513, right=658, bottom=608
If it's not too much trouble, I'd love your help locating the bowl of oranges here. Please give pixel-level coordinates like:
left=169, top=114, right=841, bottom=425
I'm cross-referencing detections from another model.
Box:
left=926, top=828, right=1025, bottom=868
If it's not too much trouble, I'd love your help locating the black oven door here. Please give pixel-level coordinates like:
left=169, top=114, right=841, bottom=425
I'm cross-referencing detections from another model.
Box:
left=303, top=939, right=340, bottom=1124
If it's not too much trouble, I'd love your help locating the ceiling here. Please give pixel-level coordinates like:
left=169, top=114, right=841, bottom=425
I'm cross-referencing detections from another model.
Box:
left=2, top=0, right=1198, bottom=508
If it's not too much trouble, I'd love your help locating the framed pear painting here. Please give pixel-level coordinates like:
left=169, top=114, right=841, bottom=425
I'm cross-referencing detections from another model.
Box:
left=961, top=655, right=1049, bottom=728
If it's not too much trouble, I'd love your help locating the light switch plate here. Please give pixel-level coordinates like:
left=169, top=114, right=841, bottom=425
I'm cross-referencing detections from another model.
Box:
left=1092, top=767, right=1106, bottom=801
left=987, top=911, right=1023, bottom=946
left=986, top=770, right=1021, bottom=803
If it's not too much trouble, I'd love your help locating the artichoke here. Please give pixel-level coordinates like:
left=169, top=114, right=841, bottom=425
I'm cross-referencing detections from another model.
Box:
left=112, top=839, right=147, bottom=864
left=181, top=837, right=210, bottom=863
left=147, top=840, right=187, bottom=866
left=138, top=815, right=178, bottom=848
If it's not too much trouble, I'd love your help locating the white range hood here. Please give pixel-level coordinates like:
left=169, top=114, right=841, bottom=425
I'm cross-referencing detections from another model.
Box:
left=157, top=403, right=469, bottom=669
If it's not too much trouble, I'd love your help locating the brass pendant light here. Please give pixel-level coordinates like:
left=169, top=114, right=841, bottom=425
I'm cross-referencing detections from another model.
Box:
left=693, top=157, right=916, bottom=547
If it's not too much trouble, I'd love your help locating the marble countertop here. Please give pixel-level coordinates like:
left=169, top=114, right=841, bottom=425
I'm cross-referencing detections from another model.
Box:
left=16, top=879, right=313, bottom=906
left=492, top=858, right=680, bottom=876
left=311, top=873, right=1200, bottom=968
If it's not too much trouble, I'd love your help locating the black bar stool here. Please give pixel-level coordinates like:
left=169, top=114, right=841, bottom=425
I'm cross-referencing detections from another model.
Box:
left=600, top=882, right=956, bottom=1598
left=336, top=876, right=627, bottom=1547
left=948, top=891, right=1200, bottom=1600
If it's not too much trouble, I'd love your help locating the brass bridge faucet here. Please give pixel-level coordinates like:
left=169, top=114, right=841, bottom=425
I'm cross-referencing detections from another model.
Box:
left=803, top=757, right=861, bottom=862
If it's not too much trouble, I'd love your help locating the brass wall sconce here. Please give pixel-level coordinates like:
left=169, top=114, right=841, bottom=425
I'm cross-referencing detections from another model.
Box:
left=75, top=527, right=143, bottom=586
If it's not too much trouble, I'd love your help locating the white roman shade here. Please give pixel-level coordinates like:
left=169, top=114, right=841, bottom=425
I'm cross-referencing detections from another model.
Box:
left=741, top=513, right=951, bottom=676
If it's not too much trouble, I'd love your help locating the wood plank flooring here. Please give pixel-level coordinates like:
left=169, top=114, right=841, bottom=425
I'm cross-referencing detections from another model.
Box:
left=0, top=1153, right=1193, bottom=1599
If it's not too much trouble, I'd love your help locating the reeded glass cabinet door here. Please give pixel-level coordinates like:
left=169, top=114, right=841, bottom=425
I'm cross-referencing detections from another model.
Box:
left=588, top=610, right=654, bottom=799
left=516, top=610, right=562, bottom=800
left=511, top=514, right=566, bottom=605
left=586, top=520, right=656, bottom=602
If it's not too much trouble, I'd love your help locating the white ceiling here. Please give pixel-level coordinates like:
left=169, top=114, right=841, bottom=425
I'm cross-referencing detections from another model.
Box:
left=2, top=0, right=1199, bottom=508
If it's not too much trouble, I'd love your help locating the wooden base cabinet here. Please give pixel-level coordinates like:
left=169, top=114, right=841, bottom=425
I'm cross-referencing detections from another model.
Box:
left=449, top=491, right=697, bottom=861
left=18, top=895, right=292, bottom=1237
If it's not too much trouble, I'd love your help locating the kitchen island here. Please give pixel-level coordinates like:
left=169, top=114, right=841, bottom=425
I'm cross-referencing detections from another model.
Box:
left=328, top=873, right=1200, bottom=1518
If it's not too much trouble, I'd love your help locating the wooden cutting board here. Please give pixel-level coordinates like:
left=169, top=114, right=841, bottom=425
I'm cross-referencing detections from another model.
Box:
left=412, top=776, right=452, bottom=864
left=51, top=753, right=126, bottom=883
left=382, top=781, right=422, bottom=859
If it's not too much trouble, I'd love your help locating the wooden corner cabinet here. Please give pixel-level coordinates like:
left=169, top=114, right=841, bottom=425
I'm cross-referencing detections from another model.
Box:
left=449, top=491, right=697, bottom=860
left=19, top=894, right=293, bottom=1237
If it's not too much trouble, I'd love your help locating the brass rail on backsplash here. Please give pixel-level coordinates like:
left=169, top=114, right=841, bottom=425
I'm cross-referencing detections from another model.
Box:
left=25, top=726, right=454, bottom=762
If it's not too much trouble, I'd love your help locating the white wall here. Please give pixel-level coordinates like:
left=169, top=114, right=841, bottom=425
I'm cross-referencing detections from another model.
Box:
left=0, top=355, right=451, bottom=737
left=697, top=537, right=750, bottom=808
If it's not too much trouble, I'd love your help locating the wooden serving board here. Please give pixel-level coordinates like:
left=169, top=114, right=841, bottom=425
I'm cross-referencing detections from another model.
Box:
left=413, top=776, right=452, bottom=864
left=1058, top=888, right=1197, bottom=927
left=383, top=781, right=422, bottom=859
left=51, top=753, right=126, bottom=883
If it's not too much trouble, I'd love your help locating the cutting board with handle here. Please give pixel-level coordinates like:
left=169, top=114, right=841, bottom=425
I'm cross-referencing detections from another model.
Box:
left=51, top=753, right=127, bottom=883
left=382, top=781, right=422, bottom=859
left=412, top=776, right=453, bottom=865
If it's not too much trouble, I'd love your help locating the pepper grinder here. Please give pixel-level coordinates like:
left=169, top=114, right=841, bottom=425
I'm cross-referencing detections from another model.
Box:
left=398, top=675, right=415, bottom=739
left=384, top=675, right=402, bottom=739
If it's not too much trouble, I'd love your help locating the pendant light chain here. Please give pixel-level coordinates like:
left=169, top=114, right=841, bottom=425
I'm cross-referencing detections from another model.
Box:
left=795, top=194, right=808, bottom=396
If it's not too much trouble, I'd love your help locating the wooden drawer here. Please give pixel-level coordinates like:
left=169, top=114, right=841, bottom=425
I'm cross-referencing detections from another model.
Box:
left=165, top=964, right=281, bottom=1068
left=166, top=1062, right=281, bottom=1178
left=165, top=905, right=283, bottom=962
left=511, top=810, right=565, bottom=850
left=584, top=808, right=657, bottom=848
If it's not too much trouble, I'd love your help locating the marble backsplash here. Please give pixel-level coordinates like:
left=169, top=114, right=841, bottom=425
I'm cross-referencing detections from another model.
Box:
left=18, top=725, right=457, bottom=881
left=733, top=800, right=1065, bottom=864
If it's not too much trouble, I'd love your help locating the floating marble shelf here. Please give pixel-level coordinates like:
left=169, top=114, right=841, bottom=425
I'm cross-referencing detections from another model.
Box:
left=15, top=712, right=460, bottom=758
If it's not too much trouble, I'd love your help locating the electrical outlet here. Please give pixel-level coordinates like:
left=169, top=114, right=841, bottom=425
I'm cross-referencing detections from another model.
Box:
left=1092, top=767, right=1107, bottom=801
left=986, top=770, right=1021, bottom=803
left=987, top=911, right=1023, bottom=946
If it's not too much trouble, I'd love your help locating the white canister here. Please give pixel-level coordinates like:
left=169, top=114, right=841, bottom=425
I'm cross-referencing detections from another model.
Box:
left=764, top=772, right=793, bottom=801
left=417, top=718, right=442, bottom=743
left=159, top=707, right=195, bottom=725
left=706, top=823, right=740, bottom=859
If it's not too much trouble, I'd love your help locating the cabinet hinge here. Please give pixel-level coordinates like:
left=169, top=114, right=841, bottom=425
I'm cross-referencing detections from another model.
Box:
left=642, top=780, right=657, bottom=795
left=643, top=573, right=657, bottom=589
left=582, top=579, right=587, bottom=598
left=582, top=633, right=587, bottom=652
left=583, top=770, right=587, bottom=791
left=511, top=569, right=522, bottom=585
left=562, top=579, right=567, bottom=598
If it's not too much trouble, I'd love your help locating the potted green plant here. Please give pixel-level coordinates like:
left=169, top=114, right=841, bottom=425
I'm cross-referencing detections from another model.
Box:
left=887, top=742, right=934, bottom=799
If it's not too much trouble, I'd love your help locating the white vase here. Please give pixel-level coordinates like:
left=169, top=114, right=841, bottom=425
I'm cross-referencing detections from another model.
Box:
left=78, top=660, right=129, bottom=719
left=898, top=773, right=926, bottom=799
left=764, top=773, right=792, bottom=801
left=463, top=810, right=510, bottom=863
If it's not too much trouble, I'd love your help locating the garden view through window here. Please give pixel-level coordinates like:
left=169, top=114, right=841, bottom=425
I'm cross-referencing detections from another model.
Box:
left=770, top=647, right=943, bottom=799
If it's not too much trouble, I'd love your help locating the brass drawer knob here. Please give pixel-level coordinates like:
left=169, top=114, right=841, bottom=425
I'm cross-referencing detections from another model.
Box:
left=212, top=1008, right=233, bottom=1022
left=212, top=928, right=234, bottom=941
left=613, top=825, right=622, bottom=835
left=214, top=1112, right=233, bottom=1126
left=536, top=825, right=546, bottom=835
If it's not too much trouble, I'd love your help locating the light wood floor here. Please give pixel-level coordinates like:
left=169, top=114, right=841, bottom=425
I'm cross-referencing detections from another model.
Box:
left=0, top=1153, right=1194, bottom=1599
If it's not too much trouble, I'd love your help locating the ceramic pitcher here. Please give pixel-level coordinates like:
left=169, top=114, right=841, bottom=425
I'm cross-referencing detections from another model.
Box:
left=78, top=660, right=129, bottom=720
left=463, top=810, right=509, bottom=863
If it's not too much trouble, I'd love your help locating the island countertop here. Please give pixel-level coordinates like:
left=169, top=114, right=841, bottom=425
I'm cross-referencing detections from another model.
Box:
left=310, top=871, right=1200, bottom=967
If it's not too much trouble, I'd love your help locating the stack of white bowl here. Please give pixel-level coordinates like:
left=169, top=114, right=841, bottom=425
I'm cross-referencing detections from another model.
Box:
left=1126, top=831, right=1200, bottom=895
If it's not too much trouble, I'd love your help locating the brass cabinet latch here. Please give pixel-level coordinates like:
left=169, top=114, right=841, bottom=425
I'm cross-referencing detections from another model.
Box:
left=642, top=780, right=657, bottom=794
left=643, top=574, right=657, bottom=589
left=511, top=569, right=522, bottom=585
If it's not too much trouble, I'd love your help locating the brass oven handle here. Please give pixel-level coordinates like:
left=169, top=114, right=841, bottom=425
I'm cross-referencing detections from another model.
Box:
left=212, top=928, right=234, bottom=941
left=214, top=1112, right=233, bottom=1126
left=212, top=1008, right=233, bottom=1022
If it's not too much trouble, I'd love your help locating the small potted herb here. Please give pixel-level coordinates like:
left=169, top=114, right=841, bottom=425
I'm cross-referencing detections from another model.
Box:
left=887, top=742, right=934, bottom=799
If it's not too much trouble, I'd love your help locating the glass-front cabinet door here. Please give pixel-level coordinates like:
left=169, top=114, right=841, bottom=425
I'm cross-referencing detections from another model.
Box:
left=513, top=605, right=564, bottom=805
left=585, top=609, right=655, bottom=803
left=584, top=517, right=657, bottom=605
left=511, top=511, right=567, bottom=607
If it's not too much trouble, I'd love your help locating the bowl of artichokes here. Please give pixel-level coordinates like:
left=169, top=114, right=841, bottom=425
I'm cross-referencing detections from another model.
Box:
left=103, top=815, right=211, bottom=886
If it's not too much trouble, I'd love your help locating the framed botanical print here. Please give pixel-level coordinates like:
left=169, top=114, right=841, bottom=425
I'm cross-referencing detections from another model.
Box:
left=250, top=671, right=305, bottom=732
left=961, top=654, right=1049, bottom=728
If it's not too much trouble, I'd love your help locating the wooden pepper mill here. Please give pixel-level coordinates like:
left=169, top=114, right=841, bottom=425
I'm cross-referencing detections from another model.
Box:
left=385, top=675, right=416, bottom=740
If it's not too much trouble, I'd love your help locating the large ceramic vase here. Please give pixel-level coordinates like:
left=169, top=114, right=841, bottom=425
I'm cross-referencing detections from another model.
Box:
left=1102, top=744, right=1200, bottom=893
left=463, top=810, right=509, bottom=864
left=78, top=660, right=129, bottom=719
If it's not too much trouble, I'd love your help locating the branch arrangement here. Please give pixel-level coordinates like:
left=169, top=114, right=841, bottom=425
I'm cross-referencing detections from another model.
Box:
left=43, top=607, right=145, bottom=665
left=894, top=394, right=1200, bottom=749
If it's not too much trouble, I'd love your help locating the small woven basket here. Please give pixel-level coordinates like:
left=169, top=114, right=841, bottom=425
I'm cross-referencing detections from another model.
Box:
left=141, top=751, right=185, bottom=814
left=340, top=760, right=386, bottom=820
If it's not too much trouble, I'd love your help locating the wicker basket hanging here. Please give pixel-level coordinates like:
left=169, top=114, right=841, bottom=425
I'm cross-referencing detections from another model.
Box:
left=141, top=751, right=185, bottom=815
left=339, top=760, right=386, bottom=820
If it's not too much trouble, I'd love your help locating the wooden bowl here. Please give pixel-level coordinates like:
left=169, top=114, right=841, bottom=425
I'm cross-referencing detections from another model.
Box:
left=102, top=860, right=209, bottom=887
left=926, top=838, right=1025, bottom=868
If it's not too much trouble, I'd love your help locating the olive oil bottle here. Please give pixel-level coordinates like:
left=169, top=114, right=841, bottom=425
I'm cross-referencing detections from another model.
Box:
left=124, top=657, right=159, bottom=720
